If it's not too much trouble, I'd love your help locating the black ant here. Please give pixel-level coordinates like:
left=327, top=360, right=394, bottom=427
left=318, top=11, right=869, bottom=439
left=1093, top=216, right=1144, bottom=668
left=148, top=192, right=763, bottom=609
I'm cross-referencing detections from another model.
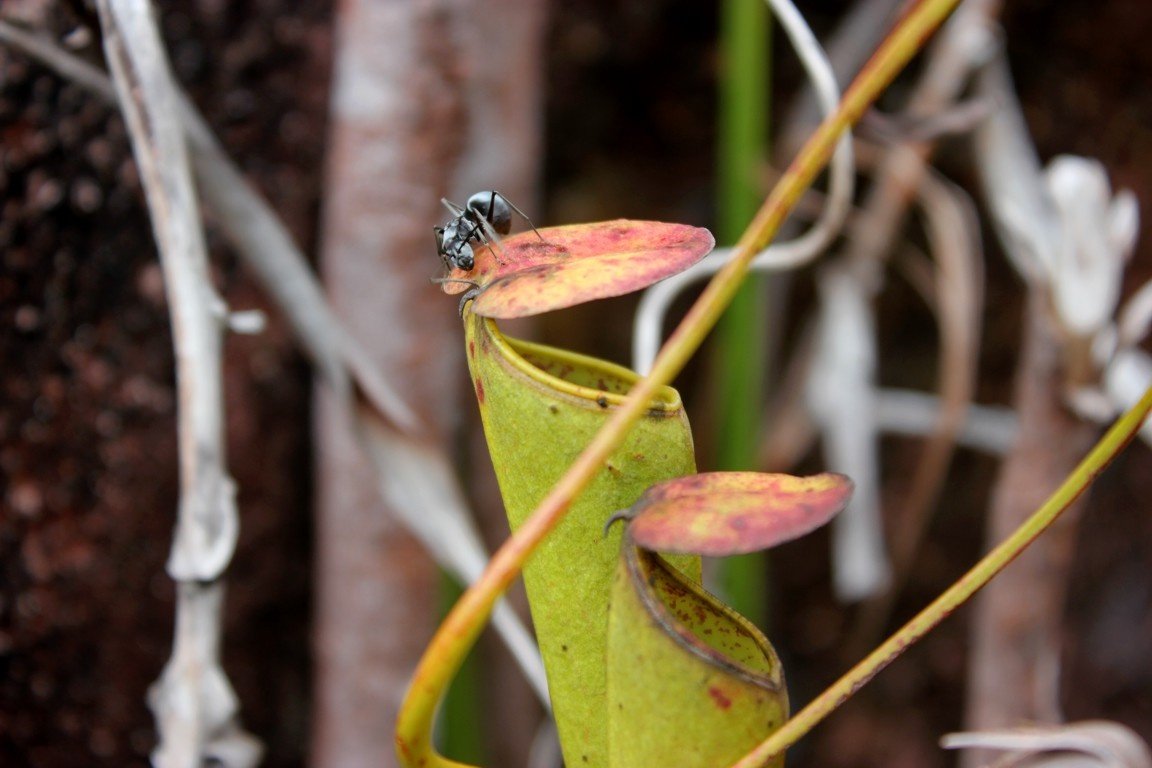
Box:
left=434, top=190, right=542, bottom=272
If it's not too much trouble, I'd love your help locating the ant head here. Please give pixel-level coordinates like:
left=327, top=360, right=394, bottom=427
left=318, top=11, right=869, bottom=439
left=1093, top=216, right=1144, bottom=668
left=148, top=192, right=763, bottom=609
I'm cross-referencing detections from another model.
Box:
left=452, top=242, right=475, bottom=272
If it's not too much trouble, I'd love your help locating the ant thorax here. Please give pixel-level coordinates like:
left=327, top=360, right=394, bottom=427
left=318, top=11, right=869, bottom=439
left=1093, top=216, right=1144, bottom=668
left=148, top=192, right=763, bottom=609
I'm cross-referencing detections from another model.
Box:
left=434, top=190, right=542, bottom=274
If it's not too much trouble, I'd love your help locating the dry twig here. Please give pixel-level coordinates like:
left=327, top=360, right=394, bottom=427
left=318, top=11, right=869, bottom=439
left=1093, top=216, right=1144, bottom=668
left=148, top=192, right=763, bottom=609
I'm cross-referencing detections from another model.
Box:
left=92, top=0, right=260, bottom=764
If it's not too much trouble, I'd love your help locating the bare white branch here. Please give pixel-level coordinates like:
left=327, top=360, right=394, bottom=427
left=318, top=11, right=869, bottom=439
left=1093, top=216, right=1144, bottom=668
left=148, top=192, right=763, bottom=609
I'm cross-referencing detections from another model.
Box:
left=974, top=46, right=1149, bottom=444
left=806, top=263, right=890, bottom=601
left=93, top=0, right=258, bottom=764
left=943, top=721, right=1152, bottom=768
left=876, top=389, right=1017, bottom=455
left=0, top=19, right=117, bottom=100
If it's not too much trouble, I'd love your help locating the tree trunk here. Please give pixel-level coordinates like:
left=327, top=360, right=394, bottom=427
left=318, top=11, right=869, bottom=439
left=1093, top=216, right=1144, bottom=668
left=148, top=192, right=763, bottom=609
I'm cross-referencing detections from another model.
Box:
left=312, top=1, right=545, bottom=765
left=963, top=289, right=1097, bottom=767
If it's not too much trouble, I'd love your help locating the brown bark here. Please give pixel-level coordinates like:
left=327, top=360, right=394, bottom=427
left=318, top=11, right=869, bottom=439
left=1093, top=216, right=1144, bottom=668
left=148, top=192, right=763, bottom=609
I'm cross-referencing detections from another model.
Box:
left=963, top=290, right=1098, bottom=767
left=311, top=1, right=545, bottom=765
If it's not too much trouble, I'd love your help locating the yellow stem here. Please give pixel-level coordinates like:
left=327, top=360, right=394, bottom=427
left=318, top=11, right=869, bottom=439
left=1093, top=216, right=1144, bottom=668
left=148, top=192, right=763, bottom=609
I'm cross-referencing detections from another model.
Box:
left=394, top=0, right=963, bottom=763
left=729, top=382, right=1152, bottom=767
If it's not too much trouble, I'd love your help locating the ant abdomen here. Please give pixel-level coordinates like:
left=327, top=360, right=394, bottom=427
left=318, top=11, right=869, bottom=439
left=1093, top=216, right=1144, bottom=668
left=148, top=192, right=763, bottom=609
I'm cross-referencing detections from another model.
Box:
left=466, top=191, right=513, bottom=236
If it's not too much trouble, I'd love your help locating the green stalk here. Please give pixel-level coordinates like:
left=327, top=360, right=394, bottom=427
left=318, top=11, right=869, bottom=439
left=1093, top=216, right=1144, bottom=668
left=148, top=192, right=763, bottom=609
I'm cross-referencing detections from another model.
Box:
left=715, top=0, right=772, bottom=625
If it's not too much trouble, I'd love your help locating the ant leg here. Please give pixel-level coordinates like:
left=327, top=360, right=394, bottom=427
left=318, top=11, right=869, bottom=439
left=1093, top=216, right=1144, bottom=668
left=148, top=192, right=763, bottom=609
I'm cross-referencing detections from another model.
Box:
left=441, top=198, right=466, bottom=217
left=492, top=190, right=545, bottom=242
left=476, top=221, right=507, bottom=259
left=465, top=214, right=508, bottom=259
left=433, top=225, right=452, bottom=270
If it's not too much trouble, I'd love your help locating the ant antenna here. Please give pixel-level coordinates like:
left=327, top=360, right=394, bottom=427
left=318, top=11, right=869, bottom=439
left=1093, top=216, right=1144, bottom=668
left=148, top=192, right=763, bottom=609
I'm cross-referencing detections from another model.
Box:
left=430, top=275, right=481, bottom=290
left=440, top=198, right=465, bottom=218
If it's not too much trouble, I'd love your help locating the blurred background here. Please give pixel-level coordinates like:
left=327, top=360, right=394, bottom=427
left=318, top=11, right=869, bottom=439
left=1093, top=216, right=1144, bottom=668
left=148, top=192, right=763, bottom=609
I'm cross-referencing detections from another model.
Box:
left=1, top=1, right=1150, bottom=766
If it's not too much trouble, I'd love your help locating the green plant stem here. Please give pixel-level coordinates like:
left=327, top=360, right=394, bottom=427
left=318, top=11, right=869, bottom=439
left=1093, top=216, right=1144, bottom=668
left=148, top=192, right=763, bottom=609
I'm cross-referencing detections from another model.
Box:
left=715, top=0, right=771, bottom=447
left=715, top=0, right=772, bottom=625
left=715, top=0, right=770, bottom=468
left=730, top=382, right=1152, bottom=767
left=395, top=2, right=963, bottom=764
